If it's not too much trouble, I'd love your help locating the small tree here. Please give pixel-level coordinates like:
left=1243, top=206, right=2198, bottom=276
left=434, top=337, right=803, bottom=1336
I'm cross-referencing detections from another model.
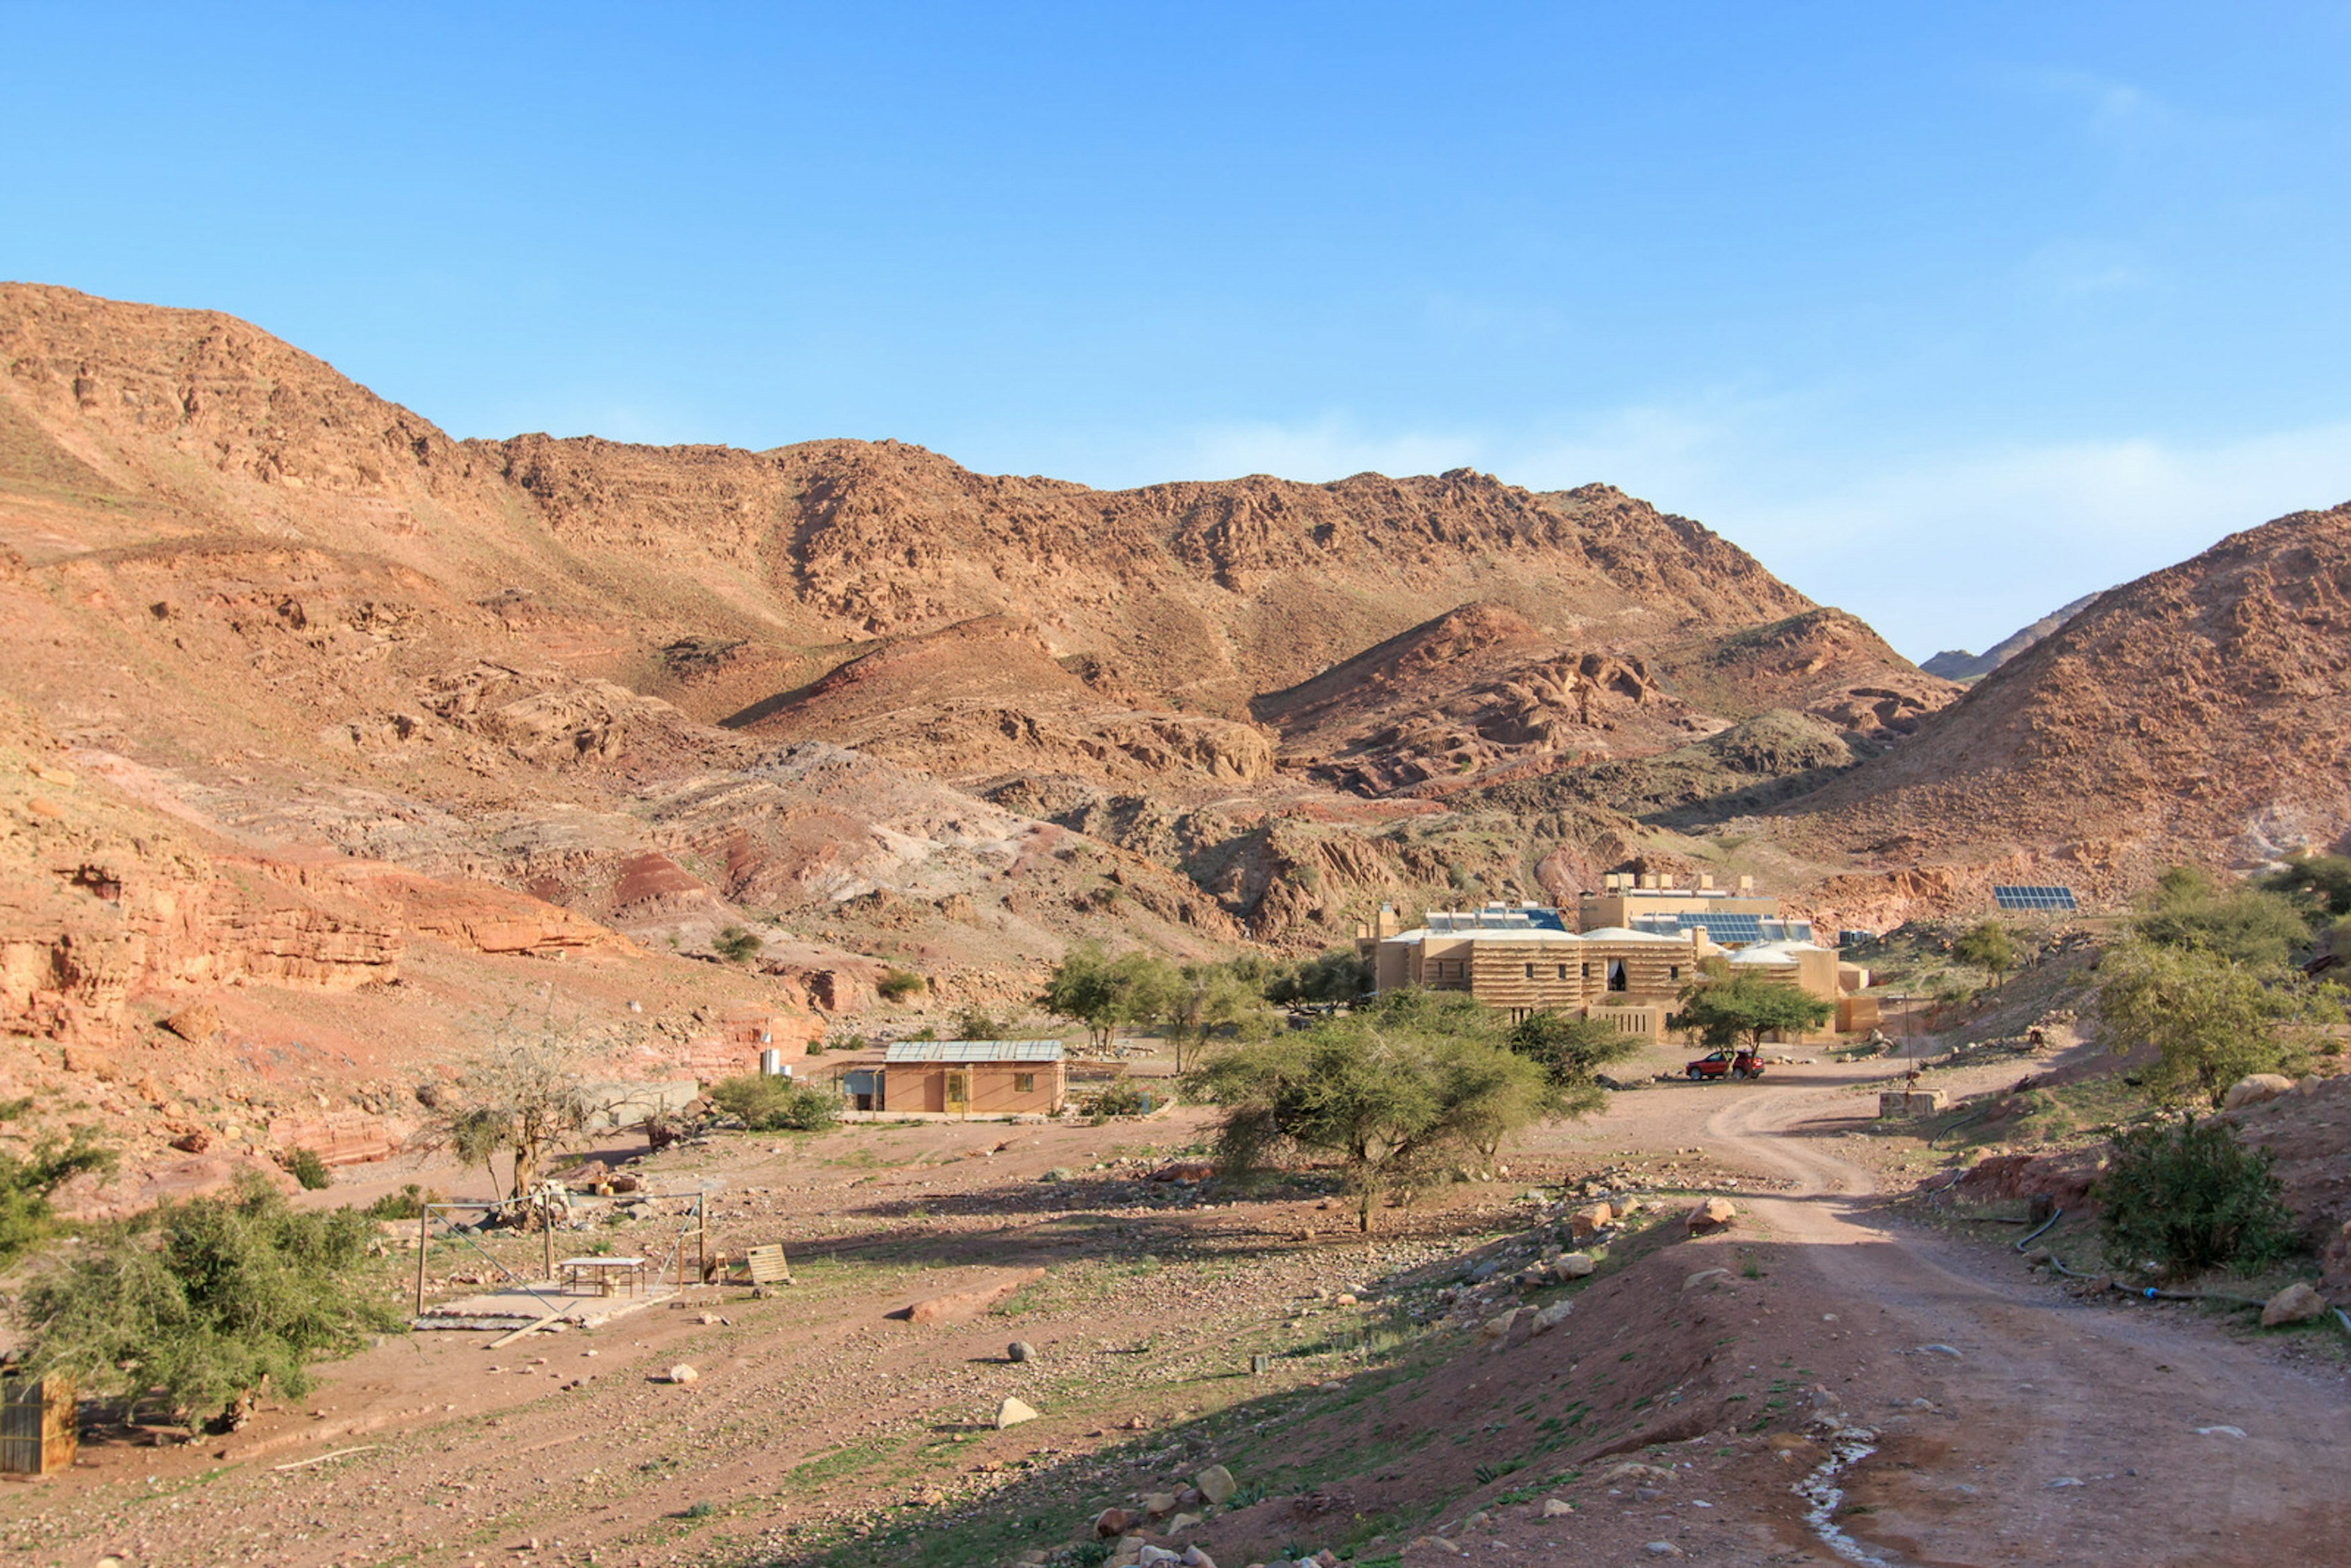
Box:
left=1677, top=967, right=1834, bottom=1051
left=1505, top=1010, right=1640, bottom=1118
left=1160, top=963, right=1270, bottom=1072
left=1187, top=1013, right=1558, bottom=1233
left=1952, top=920, right=2015, bottom=991
left=16, top=1178, right=400, bottom=1430
left=953, top=1005, right=1010, bottom=1040
left=2096, top=1117, right=2297, bottom=1279
left=2094, top=940, right=2322, bottom=1108
left=1264, top=948, right=1371, bottom=1006
left=876, top=968, right=928, bottom=1002
left=424, top=1023, right=610, bottom=1207
left=1038, top=944, right=1130, bottom=1051
left=713, top=925, right=762, bottom=964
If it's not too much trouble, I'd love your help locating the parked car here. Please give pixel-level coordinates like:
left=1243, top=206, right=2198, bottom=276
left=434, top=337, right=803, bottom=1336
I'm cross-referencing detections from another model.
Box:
left=1685, top=1048, right=1764, bottom=1081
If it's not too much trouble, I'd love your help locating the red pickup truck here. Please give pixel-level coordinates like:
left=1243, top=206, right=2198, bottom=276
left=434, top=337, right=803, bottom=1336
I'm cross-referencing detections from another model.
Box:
left=1685, top=1048, right=1765, bottom=1081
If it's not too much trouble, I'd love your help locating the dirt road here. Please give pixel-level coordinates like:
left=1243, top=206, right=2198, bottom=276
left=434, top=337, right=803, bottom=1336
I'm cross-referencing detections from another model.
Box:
left=1703, top=1076, right=2351, bottom=1567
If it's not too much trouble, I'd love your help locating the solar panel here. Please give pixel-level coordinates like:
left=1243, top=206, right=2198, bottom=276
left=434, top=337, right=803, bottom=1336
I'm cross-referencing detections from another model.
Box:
left=1637, top=911, right=1768, bottom=944
left=1992, top=885, right=2078, bottom=912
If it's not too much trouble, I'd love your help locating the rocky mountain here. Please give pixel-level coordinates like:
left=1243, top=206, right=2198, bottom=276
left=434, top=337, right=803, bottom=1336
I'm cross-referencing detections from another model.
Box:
left=0, top=282, right=1978, bottom=1161
left=1779, top=502, right=2351, bottom=919
left=1921, top=592, right=2101, bottom=682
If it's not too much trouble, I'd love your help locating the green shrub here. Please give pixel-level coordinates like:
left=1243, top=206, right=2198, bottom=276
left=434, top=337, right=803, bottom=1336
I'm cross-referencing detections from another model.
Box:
left=0, top=1100, right=113, bottom=1265
left=284, top=1147, right=332, bottom=1191
left=877, top=968, right=927, bottom=1002
left=707, top=1075, right=841, bottom=1132
left=2096, top=1117, right=2298, bottom=1280
left=17, top=1178, right=400, bottom=1427
left=712, top=925, right=762, bottom=963
left=362, top=1183, right=440, bottom=1221
left=1086, top=1079, right=1154, bottom=1120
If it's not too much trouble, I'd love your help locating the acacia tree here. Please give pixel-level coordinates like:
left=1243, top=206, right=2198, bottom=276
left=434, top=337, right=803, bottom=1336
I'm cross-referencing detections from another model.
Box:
left=1505, top=1010, right=1641, bottom=1117
left=2095, top=940, right=2330, bottom=1108
left=1952, top=920, right=2015, bottom=991
left=1158, top=962, right=1269, bottom=1071
left=1038, top=944, right=1128, bottom=1050
left=1677, top=967, right=1834, bottom=1051
left=1186, top=997, right=1559, bottom=1233
left=423, top=1015, right=615, bottom=1209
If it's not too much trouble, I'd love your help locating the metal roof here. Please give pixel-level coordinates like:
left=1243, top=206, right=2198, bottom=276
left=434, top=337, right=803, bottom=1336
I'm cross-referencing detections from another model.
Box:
left=882, top=1039, right=1065, bottom=1064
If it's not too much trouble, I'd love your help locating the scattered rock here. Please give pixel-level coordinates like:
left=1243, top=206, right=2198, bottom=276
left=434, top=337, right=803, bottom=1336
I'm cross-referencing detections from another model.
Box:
left=1008, top=1340, right=1036, bottom=1363
left=1686, top=1197, right=1738, bottom=1234
left=1601, top=1461, right=1673, bottom=1486
left=667, top=1365, right=699, bottom=1384
left=1476, top=1307, right=1522, bottom=1342
left=1181, top=1548, right=1218, bottom=1568
left=1093, top=1508, right=1132, bottom=1539
left=1138, top=1547, right=1183, bottom=1567
left=2224, top=1073, right=2297, bottom=1110
left=161, top=1002, right=223, bottom=1043
left=1682, top=1267, right=1732, bottom=1292
left=1142, top=1492, right=1177, bottom=1518
left=995, top=1396, right=1039, bottom=1428
left=1540, top=1498, right=1572, bottom=1517
left=1643, top=1544, right=1682, bottom=1558
left=1408, top=1537, right=1460, bottom=1556
left=2196, top=1425, right=2247, bottom=1438
left=1528, top=1300, right=1572, bottom=1336
left=1569, top=1203, right=1613, bottom=1241
left=1553, top=1251, right=1597, bottom=1279
left=2261, top=1281, right=2327, bottom=1327
left=1168, top=1512, right=1204, bottom=1532
left=1194, top=1464, right=1236, bottom=1505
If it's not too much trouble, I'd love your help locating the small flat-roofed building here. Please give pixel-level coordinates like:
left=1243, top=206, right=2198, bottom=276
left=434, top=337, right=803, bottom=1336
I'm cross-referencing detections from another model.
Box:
left=879, top=1040, right=1065, bottom=1116
left=1577, top=871, right=1783, bottom=936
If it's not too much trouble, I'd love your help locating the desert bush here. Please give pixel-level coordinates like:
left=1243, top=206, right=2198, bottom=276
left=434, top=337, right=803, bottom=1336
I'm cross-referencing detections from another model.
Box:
left=877, top=968, right=928, bottom=1002
left=0, top=1100, right=113, bottom=1265
left=1263, top=947, right=1371, bottom=1006
left=2096, top=1117, right=2298, bottom=1279
left=712, top=925, right=762, bottom=963
left=361, top=1183, right=440, bottom=1221
left=706, top=1075, right=840, bottom=1131
left=2136, top=866, right=2312, bottom=967
left=1952, top=919, right=2015, bottom=989
left=954, top=1005, right=1010, bottom=1040
left=282, top=1147, right=332, bottom=1190
left=1084, top=1078, right=1154, bottom=1120
left=15, top=1178, right=400, bottom=1428
left=2095, top=939, right=2328, bottom=1107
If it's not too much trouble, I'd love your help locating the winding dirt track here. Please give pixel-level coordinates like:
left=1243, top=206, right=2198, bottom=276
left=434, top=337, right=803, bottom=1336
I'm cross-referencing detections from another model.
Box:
left=1703, top=1081, right=2350, bottom=1567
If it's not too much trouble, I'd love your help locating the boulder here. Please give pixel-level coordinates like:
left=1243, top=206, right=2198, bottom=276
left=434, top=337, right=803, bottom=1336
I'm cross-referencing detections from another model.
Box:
left=1682, top=1267, right=1733, bottom=1292
left=1686, top=1198, right=1737, bottom=1235
left=1476, top=1307, right=1522, bottom=1342
left=2225, top=1074, right=2298, bottom=1110
left=995, top=1396, right=1039, bottom=1428
left=1540, top=1498, right=1572, bottom=1517
left=1008, top=1340, right=1036, bottom=1363
left=1182, top=1549, right=1218, bottom=1568
left=1602, top=1461, right=1673, bottom=1485
left=161, top=1001, right=223, bottom=1042
left=1194, top=1464, right=1237, bottom=1505
left=1138, top=1548, right=1183, bottom=1567
left=2261, top=1281, right=2328, bottom=1327
left=1093, top=1508, right=1133, bottom=1539
left=1528, top=1299, right=1573, bottom=1336
left=1142, top=1492, right=1178, bottom=1519
left=1569, top=1203, right=1613, bottom=1241
left=667, top=1364, right=699, bottom=1384
left=1553, top=1252, right=1597, bottom=1280
left=1168, top=1512, right=1204, bottom=1533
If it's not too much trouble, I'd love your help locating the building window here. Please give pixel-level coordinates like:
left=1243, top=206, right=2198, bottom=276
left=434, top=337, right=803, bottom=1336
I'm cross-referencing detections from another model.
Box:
left=1556, top=964, right=1569, bottom=980
left=1014, top=1073, right=1036, bottom=1094
left=1607, top=959, right=1627, bottom=992
left=1581, top=962, right=1592, bottom=980
left=1669, top=965, right=1681, bottom=981
left=1524, top=962, right=1536, bottom=979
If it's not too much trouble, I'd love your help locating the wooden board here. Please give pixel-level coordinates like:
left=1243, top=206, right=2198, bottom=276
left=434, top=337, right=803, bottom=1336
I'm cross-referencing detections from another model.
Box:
left=745, top=1244, right=790, bottom=1284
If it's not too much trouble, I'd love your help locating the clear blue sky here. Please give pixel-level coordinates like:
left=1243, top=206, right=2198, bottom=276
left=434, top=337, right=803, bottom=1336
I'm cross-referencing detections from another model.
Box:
left=7, top=3, right=2350, bottom=660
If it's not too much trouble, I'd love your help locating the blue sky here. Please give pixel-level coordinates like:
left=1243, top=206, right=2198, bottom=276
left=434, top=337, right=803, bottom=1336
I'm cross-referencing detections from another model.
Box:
left=6, top=3, right=2350, bottom=660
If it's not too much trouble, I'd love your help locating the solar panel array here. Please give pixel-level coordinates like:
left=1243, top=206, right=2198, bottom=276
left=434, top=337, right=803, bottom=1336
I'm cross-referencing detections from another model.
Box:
left=1993, top=885, right=2079, bottom=912
left=1637, top=911, right=1768, bottom=944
